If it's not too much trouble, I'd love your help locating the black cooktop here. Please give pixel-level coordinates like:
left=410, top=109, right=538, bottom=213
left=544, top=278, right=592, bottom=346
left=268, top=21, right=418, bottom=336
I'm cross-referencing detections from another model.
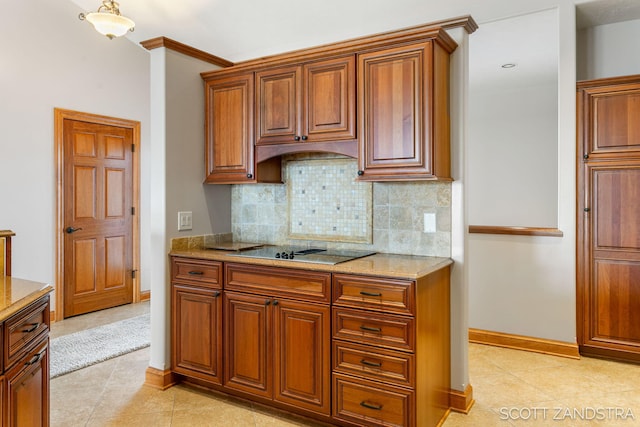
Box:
left=227, top=246, right=376, bottom=265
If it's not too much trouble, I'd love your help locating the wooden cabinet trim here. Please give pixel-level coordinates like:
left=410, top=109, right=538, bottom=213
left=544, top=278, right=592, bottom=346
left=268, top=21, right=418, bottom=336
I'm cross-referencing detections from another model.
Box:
left=201, top=17, right=477, bottom=78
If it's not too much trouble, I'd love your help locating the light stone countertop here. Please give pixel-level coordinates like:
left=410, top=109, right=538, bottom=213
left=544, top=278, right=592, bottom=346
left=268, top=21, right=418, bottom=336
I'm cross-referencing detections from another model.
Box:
left=0, top=275, right=53, bottom=321
left=170, top=249, right=452, bottom=280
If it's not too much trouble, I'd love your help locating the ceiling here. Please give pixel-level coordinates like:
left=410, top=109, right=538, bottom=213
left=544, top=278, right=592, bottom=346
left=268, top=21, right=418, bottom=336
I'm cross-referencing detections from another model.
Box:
left=67, top=0, right=640, bottom=63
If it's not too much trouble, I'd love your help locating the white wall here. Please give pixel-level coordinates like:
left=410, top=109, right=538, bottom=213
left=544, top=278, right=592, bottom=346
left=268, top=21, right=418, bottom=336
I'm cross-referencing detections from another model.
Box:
left=577, top=18, right=640, bottom=80
left=148, top=47, right=231, bottom=371
left=0, top=0, right=150, bottom=306
left=466, top=6, right=578, bottom=343
left=468, top=82, right=558, bottom=227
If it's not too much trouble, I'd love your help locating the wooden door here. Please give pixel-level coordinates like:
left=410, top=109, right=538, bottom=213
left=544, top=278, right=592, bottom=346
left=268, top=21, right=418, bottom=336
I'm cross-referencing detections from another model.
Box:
left=204, top=72, right=256, bottom=183
left=273, top=299, right=331, bottom=415
left=172, top=285, right=222, bottom=384
left=358, top=42, right=433, bottom=179
left=303, top=56, right=356, bottom=142
left=63, top=119, right=133, bottom=317
left=256, top=66, right=301, bottom=145
left=224, top=291, right=272, bottom=398
left=578, top=75, right=640, bottom=362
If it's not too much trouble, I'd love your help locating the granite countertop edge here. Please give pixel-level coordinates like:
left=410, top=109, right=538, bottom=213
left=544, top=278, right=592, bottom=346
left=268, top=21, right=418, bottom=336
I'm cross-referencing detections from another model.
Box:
left=170, top=249, right=453, bottom=280
left=0, top=277, right=53, bottom=322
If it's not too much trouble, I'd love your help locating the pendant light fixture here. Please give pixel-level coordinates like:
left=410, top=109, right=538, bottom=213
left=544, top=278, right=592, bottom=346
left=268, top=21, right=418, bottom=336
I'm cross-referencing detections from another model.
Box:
left=79, top=1, right=135, bottom=40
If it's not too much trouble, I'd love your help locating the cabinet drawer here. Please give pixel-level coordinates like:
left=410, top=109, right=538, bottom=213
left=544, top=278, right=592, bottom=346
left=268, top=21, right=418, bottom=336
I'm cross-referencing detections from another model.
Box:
left=333, top=274, right=415, bottom=315
left=333, top=373, right=414, bottom=427
left=333, top=308, right=414, bottom=352
left=333, top=342, right=414, bottom=388
left=5, top=298, right=49, bottom=369
left=225, top=263, right=331, bottom=302
left=172, top=257, right=222, bottom=288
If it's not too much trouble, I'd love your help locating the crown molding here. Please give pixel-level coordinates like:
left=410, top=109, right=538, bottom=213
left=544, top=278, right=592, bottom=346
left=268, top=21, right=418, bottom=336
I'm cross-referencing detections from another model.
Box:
left=140, top=37, right=234, bottom=68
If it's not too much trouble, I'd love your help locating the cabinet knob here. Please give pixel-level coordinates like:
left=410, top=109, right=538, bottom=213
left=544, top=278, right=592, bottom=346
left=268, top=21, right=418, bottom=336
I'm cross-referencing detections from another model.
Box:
left=294, top=136, right=301, bottom=141
left=272, top=299, right=279, bottom=306
left=357, top=170, right=364, bottom=176
left=583, top=153, right=589, bottom=160
left=301, top=135, right=308, bottom=141
left=265, top=299, right=271, bottom=306
left=246, top=173, right=253, bottom=179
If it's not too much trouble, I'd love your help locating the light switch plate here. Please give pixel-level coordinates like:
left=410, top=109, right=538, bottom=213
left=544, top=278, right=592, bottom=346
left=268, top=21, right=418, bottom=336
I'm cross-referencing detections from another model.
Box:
left=423, top=213, right=436, bottom=233
left=178, top=211, right=193, bottom=231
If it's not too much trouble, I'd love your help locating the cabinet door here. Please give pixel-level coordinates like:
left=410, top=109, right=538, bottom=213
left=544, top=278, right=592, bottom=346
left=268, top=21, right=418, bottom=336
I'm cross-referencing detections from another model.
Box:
left=580, top=81, right=640, bottom=159
left=580, top=162, right=640, bottom=361
left=256, top=66, right=301, bottom=145
left=171, top=285, right=222, bottom=384
left=273, top=300, right=331, bottom=415
left=204, top=72, right=255, bottom=183
left=303, top=56, right=356, bottom=142
left=358, top=42, right=434, bottom=180
left=6, top=341, right=48, bottom=427
left=224, top=292, right=272, bottom=398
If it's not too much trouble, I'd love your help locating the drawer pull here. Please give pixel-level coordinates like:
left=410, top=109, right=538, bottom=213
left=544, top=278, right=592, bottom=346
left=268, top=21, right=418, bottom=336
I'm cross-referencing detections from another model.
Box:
left=188, top=271, right=204, bottom=275
left=360, top=325, right=382, bottom=333
left=360, top=401, right=383, bottom=411
left=25, top=349, right=46, bottom=366
left=22, top=323, right=40, bottom=333
left=360, top=359, right=382, bottom=367
left=360, top=290, right=382, bottom=297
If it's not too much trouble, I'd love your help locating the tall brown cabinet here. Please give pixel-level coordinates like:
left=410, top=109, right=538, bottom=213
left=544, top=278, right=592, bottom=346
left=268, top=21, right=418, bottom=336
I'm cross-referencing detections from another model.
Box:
left=577, top=74, right=640, bottom=363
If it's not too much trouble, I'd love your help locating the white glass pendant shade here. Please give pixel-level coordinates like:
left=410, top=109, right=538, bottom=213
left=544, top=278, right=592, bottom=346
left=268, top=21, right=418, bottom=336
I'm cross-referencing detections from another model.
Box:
left=85, top=12, right=135, bottom=39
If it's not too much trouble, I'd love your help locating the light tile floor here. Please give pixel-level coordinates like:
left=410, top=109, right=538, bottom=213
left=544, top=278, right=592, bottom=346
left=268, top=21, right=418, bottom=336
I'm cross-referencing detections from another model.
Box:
left=50, top=303, right=640, bottom=426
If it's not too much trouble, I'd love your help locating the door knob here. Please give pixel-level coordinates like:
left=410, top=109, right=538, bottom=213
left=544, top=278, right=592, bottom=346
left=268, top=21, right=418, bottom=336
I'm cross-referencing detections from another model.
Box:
left=65, top=227, right=83, bottom=234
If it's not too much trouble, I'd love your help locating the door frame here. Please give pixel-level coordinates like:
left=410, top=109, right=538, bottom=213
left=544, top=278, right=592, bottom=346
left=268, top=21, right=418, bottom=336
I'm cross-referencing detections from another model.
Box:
left=54, top=108, right=141, bottom=321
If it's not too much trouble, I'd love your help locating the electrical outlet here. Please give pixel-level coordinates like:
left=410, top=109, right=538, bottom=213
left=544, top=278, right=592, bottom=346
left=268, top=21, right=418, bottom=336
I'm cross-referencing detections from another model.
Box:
left=178, top=211, right=193, bottom=231
left=423, top=213, right=436, bottom=233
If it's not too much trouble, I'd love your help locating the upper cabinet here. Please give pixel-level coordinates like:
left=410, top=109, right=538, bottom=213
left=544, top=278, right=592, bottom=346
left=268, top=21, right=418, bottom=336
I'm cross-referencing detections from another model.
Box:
left=578, top=75, right=640, bottom=160
left=204, top=71, right=281, bottom=184
left=256, top=56, right=356, bottom=145
left=201, top=19, right=475, bottom=184
left=204, top=71, right=255, bottom=184
left=357, top=41, right=452, bottom=181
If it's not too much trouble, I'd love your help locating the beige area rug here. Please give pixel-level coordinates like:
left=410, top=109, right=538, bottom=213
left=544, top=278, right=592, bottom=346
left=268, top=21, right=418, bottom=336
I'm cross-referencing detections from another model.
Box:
left=49, top=313, right=150, bottom=378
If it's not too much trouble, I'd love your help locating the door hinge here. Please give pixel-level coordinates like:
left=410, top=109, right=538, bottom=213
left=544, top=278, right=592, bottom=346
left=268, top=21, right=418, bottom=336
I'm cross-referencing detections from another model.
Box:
left=131, top=143, right=135, bottom=152
left=131, top=270, right=138, bottom=279
left=131, top=206, right=135, bottom=215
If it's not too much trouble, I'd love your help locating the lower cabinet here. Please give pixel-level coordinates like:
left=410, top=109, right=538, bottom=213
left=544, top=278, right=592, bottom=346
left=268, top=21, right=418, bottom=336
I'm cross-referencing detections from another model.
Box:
left=170, top=256, right=451, bottom=427
left=1, top=294, right=51, bottom=427
left=6, top=341, right=48, bottom=427
left=171, top=257, right=223, bottom=384
left=224, top=291, right=331, bottom=415
left=171, top=285, right=222, bottom=384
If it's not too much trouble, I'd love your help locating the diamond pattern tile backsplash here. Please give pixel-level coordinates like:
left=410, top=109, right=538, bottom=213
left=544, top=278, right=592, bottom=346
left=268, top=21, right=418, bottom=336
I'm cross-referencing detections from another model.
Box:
left=231, top=155, right=451, bottom=257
